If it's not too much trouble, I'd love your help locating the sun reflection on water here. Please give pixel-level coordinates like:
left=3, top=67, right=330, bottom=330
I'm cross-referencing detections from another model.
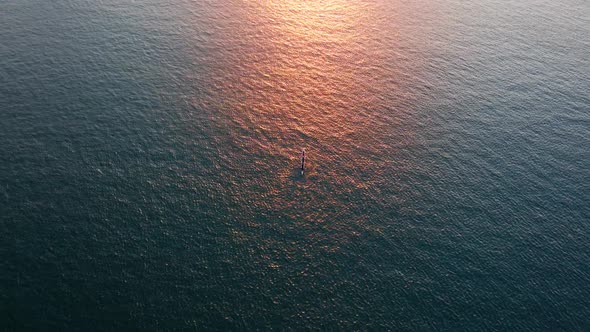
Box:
left=200, top=0, right=393, bottom=139
left=261, top=1, right=371, bottom=43
left=187, top=0, right=419, bottom=252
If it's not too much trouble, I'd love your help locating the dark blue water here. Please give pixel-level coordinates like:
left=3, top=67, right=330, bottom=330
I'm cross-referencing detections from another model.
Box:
left=2, top=0, right=590, bottom=330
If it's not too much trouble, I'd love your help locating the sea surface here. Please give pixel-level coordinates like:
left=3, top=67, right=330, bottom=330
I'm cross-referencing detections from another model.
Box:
left=1, top=0, right=590, bottom=330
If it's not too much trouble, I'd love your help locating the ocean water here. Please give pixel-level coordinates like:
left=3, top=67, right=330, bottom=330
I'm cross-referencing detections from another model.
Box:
left=1, top=0, right=590, bottom=330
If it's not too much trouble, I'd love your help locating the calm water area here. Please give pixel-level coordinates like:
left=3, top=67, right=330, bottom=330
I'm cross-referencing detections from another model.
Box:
left=1, top=0, right=590, bottom=329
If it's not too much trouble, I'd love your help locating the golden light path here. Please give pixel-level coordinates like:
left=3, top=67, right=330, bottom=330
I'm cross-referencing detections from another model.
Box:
left=207, top=0, right=392, bottom=140
left=261, top=0, right=370, bottom=44
left=187, top=0, right=419, bottom=252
